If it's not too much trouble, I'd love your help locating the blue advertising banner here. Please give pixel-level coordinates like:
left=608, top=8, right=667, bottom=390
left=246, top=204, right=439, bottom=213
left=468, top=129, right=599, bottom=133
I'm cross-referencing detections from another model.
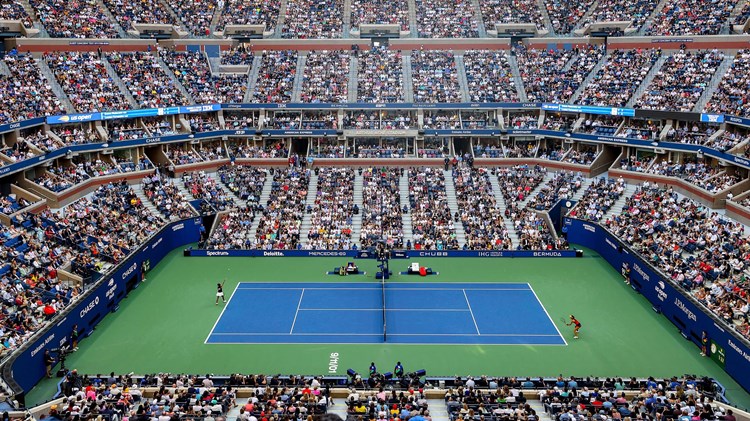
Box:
left=541, top=103, right=635, bottom=117
left=5, top=218, right=202, bottom=393
left=565, top=218, right=750, bottom=395
left=0, top=117, right=45, bottom=134
left=187, top=249, right=577, bottom=258
left=725, top=115, right=750, bottom=128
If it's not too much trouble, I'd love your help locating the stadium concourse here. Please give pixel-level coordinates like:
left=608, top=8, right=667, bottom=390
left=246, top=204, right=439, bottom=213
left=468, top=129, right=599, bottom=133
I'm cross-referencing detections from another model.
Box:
left=3, top=0, right=750, bottom=418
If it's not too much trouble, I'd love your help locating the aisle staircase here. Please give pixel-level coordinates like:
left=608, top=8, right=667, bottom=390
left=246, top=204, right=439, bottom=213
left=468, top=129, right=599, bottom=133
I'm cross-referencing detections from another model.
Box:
left=291, top=52, right=308, bottom=103
left=625, top=53, right=670, bottom=108
left=454, top=55, right=471, bottom=102
left=694, top=54, right=734, bottom=112
left=348, top=56, right=359, bottom=103
left=399, top=174, right=414, bottom=245
left=443, top=169, right=467, bottom=248
left=102, top=56, right=139, bottom=109
left=249, top=173, right=276, bottom=243
left=351, top=173, right=364, bottom=247
left=244, top=55, right=264, bottom=102
left=299, top=171, right=319, bottom=247
left=402, top=54, right=415, bottom=103
left=35, top=57, right=76, bottom=113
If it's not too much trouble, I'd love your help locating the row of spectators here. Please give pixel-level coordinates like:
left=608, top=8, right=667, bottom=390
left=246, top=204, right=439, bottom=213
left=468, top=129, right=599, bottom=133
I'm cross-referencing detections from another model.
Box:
left=29, top=0, right=120, bottom=38
left=415, top=0, right=478, bottom=38
left=160, top=50, right=247, bottom=104
left=141, top=174, right=197, bottom=220
left=164, top=0, right=215, bottom=36
left=636, top=49, right=725, bottom=112
left=359, top=167, right=404, bottom=248
left=109, top=51, right=190, bottom=109
left=254, top=167, right=310, bottom=249
left=350, top=0, right=409, bottom=31
left=568, top=177, right=627, bottom=222
left=344, top=111, right=413, bottom=130
left=0, top=52, right=65, bottom=124
left=231, top=141, right=290, bottom=158
left=479, top=0, right=545, bottom=31
left=645, top=0, right=738, bottom=36
left=101, top=0, right=177, bottom=29
left=579, top=48, right=662, bottom=107
left=408, top=167, right=459, bottom=250
left=282, top=0, right=343, bottom=38
left=453, top=167, right=512, bottom=250
left=704, top=49, right=750, bottom=118
left=463, top=51, right=518, bottom=103
left=45, top=51, right=129, bottom=113
left=301, top=51, right=350, bottom=103
left=183, top=171, right=234, bottom=211
left=411, top=51, right=462, bottom=103
left=526, top=171, right=583, bottom=210
left=253, top=50, right=297, bottom=103
left=517, top=45, right=604, bottom=104
left=305, top=168, right=355, bottom=249
left=216, top=0, right=280, bottom=32
left=582, top=0, right=658, bottom=32
left=357, top=47, right=404, bottom=103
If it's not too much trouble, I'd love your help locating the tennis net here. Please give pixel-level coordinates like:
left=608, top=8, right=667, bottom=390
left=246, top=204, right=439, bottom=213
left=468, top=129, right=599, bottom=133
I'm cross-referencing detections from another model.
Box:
left=381, top=278, right=387, bottom=342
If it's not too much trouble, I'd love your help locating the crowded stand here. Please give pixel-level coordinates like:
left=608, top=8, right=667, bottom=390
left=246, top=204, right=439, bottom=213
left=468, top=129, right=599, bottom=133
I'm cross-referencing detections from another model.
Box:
left=496, top=165, right=547, bottom=205
left=418, top=139, right=449, bottom=158
left=301, top=111, right=338, bottom=129
left=218, top=164, right=266, bottom=205
left=281, top=0, right=343, bottom=38
left=541, top=113, right=577, bottom=131
left=159, top=50, right=247, bottom=104
left=2, top=139, right=36, bottom=163
left=215, top=0, right=280, bottom=32
left=708, top=128, right=750, bottom=152
left=310, top=140, right=349, bottom=157
left=453, top=167, right=512, bottom=250
left=542, top=0, right=594, bottom=35
left=195, top=141, right=226, bottom=161
left=41, top=181, right=165, bottom=269
left=189, top=114, right=220, bottom=132
left=619, top=155, right=655, bottom=172
left=0, top=193, right=32, bottom=215
left=410, top=51, right=462, bottom=103
left=300, top=50, right=350, bottom=103
left=107, top=121, right=147, bottom=141
left=359, top=167, right=404, bottom=248
left=108, top=51, right=190, bottom=109
left=693, top=173, right=741, bottom=194
left=32, top=172, right=73, bottom=192
left=350, top=0, right=409, bottom=31
left=562, top=145, right=598, bottom=165
left=0, top=1, right=32, bottom=27
left=645, top=0, right=738, bottom=36
left=512, top=207, right=565, bottom=250
left=230, top=141, right=289, bottom=158
left=617, top=119, right=661, bottom=140
left=0, top=53, right=65, bottom=124
left=526, top=171, right=583, bottom=210
left=581, top=115, right=623, bottom=135
left=704, top=49, right=750, bottom=118
left=166, top=147, right=203, bottom=165
left=473, top=143, right=503, bottom=158
left=141, top=174, right=197, bottom=220
left=355, top=139, right=407, bottom=158
left=182, top=171, right=233, bottom=211
left=537, top=144, right=569, bottom=161
left=45, top=52, right=130, bottom=112
left=305, top=168, right=355, bottom=250
left=578, top=48, right=662, bottom=107
left=408, top=167, right=459, bottom=250
left=636, top=49, right=725, bottom=112
left=225, top=111, right=260, bottom=130
left=101, top=0, right=178, bottom=28
left=0, top=222, right=78, bottom=355
left=605, top=185, right=750, bottom=339
left=29, top=0, right=120, bottom=38
left=643, top=159, right=737, bottom=193
left=251, top=50, right=298, bottom=103
left=507, top=112, right=539, bottom=129
left=208, top=207, right=258, bottom=249
left=504, top=141, right=538, bottom=158
left=568, top=177, right=626, bottom=222
left=115, top=155, right=153, bottom=172
left=423, top=111, right=461, bottom=129
left=479, top=0, right=545, bottom=30
left=414, top=0, right=478, bottom=37
left=164, top=0, right=216, bottom=36
left=51, top=124, right=100, bottom=146
left=460, top=111, right=493, bottom=129
left=516, top=44, right=604, bottom=104
left=581, top=0, right=659, bottom=32
left=666, top=122, right=718, bottom=144
left=463, top=51, right=518, bottom=102
left=356, top=47, right=404, bottom=103
left=220, top=46, right=255, bottom=66
left=254, top=167, right=309, bottom=249
left=142, top=117, right=178, bottom=136
left=268, top=111, right=303, bottom=129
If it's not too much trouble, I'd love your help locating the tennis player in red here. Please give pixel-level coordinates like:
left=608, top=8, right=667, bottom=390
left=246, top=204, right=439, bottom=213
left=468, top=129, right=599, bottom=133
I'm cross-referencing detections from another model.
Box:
left=567, top=315, right=582, bottom=339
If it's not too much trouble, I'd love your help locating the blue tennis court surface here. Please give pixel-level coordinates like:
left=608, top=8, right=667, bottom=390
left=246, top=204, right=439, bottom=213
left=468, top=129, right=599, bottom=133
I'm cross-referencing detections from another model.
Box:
left=206, top=283, right=566, bottom=345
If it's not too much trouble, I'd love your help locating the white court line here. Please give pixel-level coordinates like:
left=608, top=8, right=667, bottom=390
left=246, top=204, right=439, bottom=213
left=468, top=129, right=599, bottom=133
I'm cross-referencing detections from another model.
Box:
left=289, top=289, right=305, bottom=334
left=298, top=308, right=470, bottom=312
left=236, top=287, right=532, bottom=291
left=463, top=289, right=481, bottom=335
left=210, top=332, right=561, bottom=337
left=204, top=282, right=240, bottom=344
left=527, top=283, right=568, bottom=346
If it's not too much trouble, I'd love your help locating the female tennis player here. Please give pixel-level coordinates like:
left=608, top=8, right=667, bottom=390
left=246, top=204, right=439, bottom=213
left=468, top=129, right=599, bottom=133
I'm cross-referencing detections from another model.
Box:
left=566, top=315, right=581, bottom=339
left=216, top=280, right=226, bottom=305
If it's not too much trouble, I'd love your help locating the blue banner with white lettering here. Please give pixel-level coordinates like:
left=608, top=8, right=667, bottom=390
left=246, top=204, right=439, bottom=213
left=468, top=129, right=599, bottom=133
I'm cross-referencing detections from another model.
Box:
left=187, top=249, right=577, bottom=258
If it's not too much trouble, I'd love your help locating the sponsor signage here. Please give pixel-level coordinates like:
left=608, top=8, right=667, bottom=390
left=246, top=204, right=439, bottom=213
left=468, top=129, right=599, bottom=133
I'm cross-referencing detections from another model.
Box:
left=188, top=249, right=576, bottom=258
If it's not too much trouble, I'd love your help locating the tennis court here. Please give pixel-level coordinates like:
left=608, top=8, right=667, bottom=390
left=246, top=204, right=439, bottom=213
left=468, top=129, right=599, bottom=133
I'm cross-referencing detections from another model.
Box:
left=205, top=282, right=566, bottom=345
